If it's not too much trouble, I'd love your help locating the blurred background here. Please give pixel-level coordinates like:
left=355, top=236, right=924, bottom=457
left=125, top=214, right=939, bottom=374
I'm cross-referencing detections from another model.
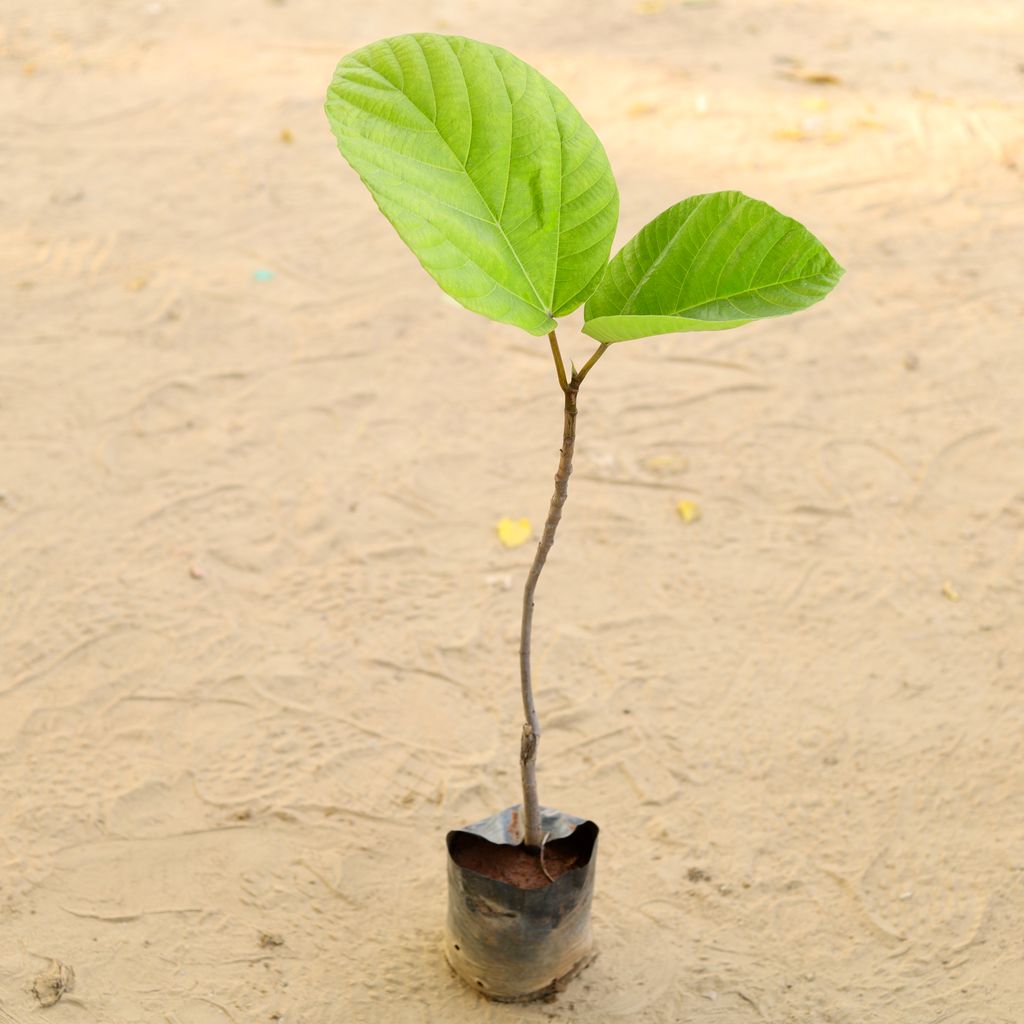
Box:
left=1, top=2, right=1022, bottom=1021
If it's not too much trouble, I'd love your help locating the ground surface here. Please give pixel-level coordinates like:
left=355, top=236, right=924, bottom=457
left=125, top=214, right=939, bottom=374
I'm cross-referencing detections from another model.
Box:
left=1, top=1, right=1023, bottom=1022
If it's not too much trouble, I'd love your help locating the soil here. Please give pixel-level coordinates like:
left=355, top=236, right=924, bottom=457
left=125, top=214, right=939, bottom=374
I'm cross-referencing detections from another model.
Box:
left=455, top=839, right=578, bottom=889
left=1, top=2, right=1022, bottom=1023
left=451, top=835, right=584, bottom=889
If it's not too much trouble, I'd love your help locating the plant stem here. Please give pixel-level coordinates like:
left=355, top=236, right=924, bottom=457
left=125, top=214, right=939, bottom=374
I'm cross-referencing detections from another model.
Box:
left=519, top=335, right=606, bottom=848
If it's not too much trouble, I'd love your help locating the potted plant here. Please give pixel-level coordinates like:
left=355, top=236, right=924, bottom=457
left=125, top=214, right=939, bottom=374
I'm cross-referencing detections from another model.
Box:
left=325, top=32, right=843, bottom=1002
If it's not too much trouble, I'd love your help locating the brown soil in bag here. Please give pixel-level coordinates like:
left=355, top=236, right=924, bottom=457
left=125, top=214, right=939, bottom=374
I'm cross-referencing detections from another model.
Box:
left=451, top=835, right=582, bottom=889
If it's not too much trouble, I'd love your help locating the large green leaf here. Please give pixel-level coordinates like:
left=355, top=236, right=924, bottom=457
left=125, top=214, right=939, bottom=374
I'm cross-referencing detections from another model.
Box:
left=582, top=191, right=843, bottom=344
left=325, top=34, right=619, bottom=336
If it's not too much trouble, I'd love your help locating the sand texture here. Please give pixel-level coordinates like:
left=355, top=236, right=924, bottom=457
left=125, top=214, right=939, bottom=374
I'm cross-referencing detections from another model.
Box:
left=2, top=1, right=1023, bottom=1021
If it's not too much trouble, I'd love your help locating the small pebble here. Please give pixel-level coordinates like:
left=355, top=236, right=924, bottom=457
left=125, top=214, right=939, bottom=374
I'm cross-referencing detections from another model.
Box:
left=32, top=960, right=75, bottom=1007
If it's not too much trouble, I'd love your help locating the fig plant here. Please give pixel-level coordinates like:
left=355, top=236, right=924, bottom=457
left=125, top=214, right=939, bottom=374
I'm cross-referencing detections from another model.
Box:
left=325, top=33, right=843, bottom=851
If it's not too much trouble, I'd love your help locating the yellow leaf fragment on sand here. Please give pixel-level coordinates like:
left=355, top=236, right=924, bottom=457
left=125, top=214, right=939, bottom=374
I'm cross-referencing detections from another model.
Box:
left=941, top=580, right=960, bottom=602
left=645, top=453, right=690, bottom=474
left=497, top=517, right=532, bottom=548
left=635, top=0, right=666, bottom=12
left=628, top=101, right=658, bottom=117
left=774, top=127, right=810, bottom=142
left=279, top=128, right=294, bottom=144
left=785, top=68, right=843, bottom=86
left=676, top=500, right=701, bottom=524
left=801, top=96, right=829, bottom=112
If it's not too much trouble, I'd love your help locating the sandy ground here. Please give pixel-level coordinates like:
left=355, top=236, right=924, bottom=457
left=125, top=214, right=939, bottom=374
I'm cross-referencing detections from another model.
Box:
left=2, top=1, right=1023, bottom=1021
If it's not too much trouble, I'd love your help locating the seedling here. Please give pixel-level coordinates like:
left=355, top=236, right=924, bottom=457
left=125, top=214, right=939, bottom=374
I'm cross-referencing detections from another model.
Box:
left=325, top=31, right=842, bottom=998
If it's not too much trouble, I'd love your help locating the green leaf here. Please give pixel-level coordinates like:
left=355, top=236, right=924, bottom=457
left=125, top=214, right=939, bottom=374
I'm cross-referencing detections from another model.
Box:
left=582, top=191, right=843, bottom=344
left=325, top=34, right=619, bottom=336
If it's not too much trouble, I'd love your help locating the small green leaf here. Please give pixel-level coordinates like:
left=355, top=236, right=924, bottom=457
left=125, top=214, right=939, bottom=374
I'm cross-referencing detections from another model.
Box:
left=325, top=34, right=619, bottom=336
left=582, top=191, right=843, bottom=343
